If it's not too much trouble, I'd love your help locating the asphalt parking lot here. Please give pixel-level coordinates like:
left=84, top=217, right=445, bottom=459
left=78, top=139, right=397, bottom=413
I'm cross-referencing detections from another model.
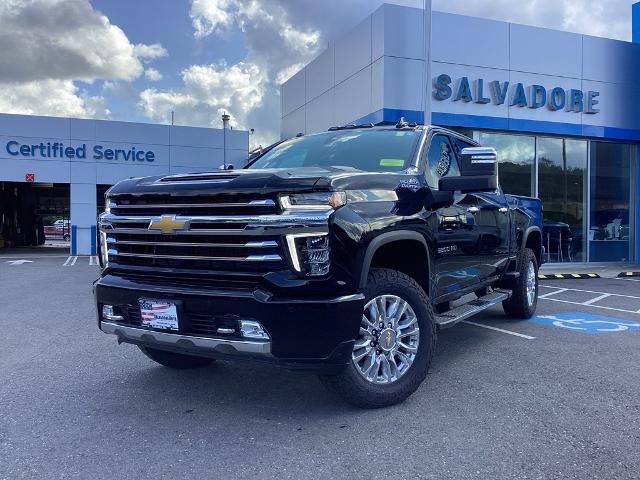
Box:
left=1, top=251, right=639, bottom=480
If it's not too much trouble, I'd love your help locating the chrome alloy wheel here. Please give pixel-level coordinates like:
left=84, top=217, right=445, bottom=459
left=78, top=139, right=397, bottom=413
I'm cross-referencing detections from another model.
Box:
left=352, top=295, right=420, bottom=384
left=526, top=260, right=537, bottom=306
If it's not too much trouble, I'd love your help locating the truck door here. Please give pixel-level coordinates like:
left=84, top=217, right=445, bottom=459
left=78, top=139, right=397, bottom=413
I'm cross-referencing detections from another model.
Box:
left=423, top=133, right=483, bottom=298
left=450, top=136, right=511, bottom=280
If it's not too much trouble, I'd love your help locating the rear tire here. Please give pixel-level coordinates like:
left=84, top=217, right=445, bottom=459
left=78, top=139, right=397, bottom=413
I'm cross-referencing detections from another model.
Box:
left=319, top=268, right=436, bottom=408
left=139, top=346, right=214, bottom=369
left=502, top=248, right=538, bottom=319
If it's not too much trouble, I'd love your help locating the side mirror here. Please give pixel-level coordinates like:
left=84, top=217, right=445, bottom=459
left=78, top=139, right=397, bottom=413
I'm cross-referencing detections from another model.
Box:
left=218, top=164, right=235, bottom=170
left=439, top=146, right=498, bottom=193
left=424, top=188, right=454, bottom=210
left=459, top=147, right=497, bottom=176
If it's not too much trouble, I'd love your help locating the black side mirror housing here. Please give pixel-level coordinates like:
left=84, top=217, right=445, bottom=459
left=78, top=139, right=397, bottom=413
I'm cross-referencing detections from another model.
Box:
left=439, top=147, right=498, bottom=193
left=424, top=188, right=454, bottom=210
left=218, top=164, right=235, bottom=170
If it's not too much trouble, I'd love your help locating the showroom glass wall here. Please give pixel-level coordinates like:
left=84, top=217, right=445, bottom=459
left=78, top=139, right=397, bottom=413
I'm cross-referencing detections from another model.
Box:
left=477, top=132, right=636, bottom=263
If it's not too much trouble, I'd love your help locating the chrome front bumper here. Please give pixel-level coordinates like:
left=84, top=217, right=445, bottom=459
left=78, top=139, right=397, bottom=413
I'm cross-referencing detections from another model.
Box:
left=100, top=322, right=272, bottom=356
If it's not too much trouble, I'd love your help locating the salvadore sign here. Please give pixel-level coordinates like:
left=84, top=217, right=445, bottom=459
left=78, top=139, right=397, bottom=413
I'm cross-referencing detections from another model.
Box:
left=5, top=140, right=156, bottom=161
left=433, top=74, right=600, bottom=114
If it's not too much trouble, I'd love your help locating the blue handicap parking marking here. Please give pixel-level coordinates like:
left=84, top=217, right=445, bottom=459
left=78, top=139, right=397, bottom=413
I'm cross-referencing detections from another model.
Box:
left=530, top=311, right=640, bottom=334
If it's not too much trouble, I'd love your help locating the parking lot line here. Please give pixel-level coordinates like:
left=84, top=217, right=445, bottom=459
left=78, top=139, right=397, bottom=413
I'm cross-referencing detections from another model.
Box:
left=89, top=256, right=98, bottom=266
left=63, top=256, right=78, bottom=266
left=538, top=288, right=568, bottom=299
left=540, top=285, right=640, bottom=300
left=617, top=277, right=640, bottom=283
left=461, top=320, right=536, bottom=340
left=540, top=297, right=640, bottom=315
left=582, top=293, right=611, bottom=305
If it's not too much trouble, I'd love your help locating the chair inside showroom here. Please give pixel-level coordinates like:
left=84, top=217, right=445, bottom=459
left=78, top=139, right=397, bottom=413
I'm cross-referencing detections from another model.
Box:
left=543, top=222, right=573, bottom=263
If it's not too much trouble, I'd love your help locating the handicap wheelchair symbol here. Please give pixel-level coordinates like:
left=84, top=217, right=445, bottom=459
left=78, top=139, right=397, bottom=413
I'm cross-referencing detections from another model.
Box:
left=530, top=312, right=640, bottom=334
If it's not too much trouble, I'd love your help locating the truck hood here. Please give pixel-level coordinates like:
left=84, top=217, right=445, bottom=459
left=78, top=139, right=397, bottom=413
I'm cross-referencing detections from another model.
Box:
left=106, top=166, right=403, bottom=197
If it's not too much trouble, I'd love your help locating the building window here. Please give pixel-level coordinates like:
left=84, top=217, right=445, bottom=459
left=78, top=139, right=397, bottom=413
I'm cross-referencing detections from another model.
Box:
left=538, top=137, right=587, bottom=262
left=589, top=142, right=633, bottom=262
left=478, top=132, right=535, bottom=197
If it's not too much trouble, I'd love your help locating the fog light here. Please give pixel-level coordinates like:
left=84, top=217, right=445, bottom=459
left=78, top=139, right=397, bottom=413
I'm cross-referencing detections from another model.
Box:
left=102, top=304, right=123, bottom=322
left=239, top=320, right=270, bottom=340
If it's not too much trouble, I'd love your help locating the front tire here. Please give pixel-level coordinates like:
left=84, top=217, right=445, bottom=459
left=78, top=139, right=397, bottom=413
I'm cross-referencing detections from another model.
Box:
left=319, top=268, right=436, bottom=408
left=139, top=346, right=214, bottom=369
left=502, top=248, right=539, bottom=319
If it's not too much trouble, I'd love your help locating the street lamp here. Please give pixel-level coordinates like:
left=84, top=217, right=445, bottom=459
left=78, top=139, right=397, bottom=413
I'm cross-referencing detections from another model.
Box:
left=222, top=112, right=231, bottom=169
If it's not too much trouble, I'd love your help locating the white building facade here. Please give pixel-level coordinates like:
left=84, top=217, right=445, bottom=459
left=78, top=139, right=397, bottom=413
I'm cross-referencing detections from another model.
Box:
left=0, top=113, right=248, bottom=255
left=281, top=4, right=640, bottom=264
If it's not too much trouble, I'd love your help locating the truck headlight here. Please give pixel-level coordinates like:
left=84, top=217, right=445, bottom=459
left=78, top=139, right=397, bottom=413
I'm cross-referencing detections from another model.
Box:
left=285, top=233, right=330, bottom=276
left=279, top=192, right=346, bottom=211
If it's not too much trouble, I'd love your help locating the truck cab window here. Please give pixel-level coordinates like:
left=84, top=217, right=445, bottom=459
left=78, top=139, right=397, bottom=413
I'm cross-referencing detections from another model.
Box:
left=425, top=134, right=460, bottom=188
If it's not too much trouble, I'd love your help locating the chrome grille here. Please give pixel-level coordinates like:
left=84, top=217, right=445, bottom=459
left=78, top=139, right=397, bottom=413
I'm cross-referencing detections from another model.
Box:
left=101, top=194, right=299, bottom=273
left=110, top=194, right=276, bottom=216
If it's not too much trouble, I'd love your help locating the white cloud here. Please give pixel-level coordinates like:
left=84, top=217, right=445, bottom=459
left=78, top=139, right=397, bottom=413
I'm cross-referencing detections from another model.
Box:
left=190, top=0, right=235, bottom=37
left=139, top=61, right=266, bottom=137
left=0, top=79, right=110, bottom=118
left=0, top=0, right=166, bottom=120
left=133, top=43, right=169, bottom=63
left=0, top=0, right=166, bottom=83
left=144, top=68, right=163, bottom=82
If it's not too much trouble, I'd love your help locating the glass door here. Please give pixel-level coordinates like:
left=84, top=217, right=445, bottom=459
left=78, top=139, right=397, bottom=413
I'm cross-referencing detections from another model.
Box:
left=589, top=142, right=633, bottom=262
left=537, top=138, right=587, bottom=263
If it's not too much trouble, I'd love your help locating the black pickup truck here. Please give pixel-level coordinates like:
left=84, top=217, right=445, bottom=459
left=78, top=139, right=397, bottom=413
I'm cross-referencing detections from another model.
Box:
left=94, top=123, right=543, bottom=408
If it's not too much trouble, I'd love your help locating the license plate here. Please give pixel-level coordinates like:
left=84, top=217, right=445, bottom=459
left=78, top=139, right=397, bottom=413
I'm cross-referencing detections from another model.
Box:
left=139, top=299, right=179, bottom=331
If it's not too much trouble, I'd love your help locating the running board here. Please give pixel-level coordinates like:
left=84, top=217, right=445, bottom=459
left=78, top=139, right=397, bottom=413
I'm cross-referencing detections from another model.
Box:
left=434, top=290, right=511, bottom=328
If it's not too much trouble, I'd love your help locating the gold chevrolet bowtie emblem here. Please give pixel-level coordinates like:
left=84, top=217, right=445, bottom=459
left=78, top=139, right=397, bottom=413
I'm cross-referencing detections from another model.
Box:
left=385, top=331, right=393, bottom=347
left=148, top=215, right=190, bottom=234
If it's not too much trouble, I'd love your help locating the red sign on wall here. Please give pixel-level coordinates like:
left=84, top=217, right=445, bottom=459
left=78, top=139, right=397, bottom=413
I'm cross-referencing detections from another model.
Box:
left=25, top=173, right=35, bottom=182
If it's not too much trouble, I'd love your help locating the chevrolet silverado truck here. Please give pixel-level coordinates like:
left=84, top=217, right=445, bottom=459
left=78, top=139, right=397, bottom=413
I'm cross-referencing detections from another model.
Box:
left=94, top=122, right=543, bottom=408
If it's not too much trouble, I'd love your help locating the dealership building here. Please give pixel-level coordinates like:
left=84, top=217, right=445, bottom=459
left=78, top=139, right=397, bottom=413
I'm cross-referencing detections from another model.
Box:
left=0, top=114, right=248, bottom=254
left=282, top=3, right=640, bottom=264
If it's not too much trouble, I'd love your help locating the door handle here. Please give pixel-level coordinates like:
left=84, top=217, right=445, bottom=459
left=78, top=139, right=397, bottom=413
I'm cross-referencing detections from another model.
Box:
left=467, top=206, right=479, bottom=214
left=498, top=207, right=508, bottom=214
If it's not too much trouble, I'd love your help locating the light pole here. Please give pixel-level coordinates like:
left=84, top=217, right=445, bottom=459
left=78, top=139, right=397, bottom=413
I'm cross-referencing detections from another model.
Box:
left=222, top=112, right=230, bottom=169
left=424, top=0, right=432, bottom=126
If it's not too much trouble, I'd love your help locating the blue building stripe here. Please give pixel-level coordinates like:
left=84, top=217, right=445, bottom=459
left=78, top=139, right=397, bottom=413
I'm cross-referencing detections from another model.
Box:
left=352, top=108, right=640, bottom=143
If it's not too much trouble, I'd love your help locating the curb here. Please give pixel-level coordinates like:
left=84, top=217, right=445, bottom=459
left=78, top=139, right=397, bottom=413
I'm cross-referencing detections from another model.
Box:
left=538, top=273, right=600, bottom=280
left=617, top=271, right=640, bottom=278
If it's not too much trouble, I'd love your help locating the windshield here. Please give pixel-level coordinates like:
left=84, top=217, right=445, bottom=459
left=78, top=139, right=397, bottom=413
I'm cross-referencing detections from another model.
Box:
left=248, top=129, right=421, bottom=172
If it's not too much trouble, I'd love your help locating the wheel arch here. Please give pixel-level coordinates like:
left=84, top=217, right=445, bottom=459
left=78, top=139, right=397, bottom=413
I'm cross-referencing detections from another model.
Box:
left=358, top=231, right=431, bottom=294
left=522, top=226, right=543, bottom=267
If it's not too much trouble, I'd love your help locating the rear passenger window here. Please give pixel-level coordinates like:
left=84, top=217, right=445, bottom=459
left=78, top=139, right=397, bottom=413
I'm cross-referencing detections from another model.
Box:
left=425, top=134, right=460, bottom=188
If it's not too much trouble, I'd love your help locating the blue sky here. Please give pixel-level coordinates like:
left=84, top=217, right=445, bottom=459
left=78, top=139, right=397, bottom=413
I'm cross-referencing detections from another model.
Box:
left=0, top=0, right=634, bottom=148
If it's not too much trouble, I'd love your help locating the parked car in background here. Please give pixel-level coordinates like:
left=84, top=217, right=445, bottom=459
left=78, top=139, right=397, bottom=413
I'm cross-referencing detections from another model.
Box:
left=44, top=219, right=70, bottom=241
